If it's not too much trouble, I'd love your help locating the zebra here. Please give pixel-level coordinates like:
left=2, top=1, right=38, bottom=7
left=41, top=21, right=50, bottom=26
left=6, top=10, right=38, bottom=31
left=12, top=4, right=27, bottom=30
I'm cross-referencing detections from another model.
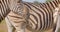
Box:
left=4, top=0, right=59, bottom=30
left=0, top=0, right=23, bottom=22
left=0, top=0, right=29, bottom=32
left=0, top=0, right=11, bottom=22
left=1, top=0, right=60, bottom=32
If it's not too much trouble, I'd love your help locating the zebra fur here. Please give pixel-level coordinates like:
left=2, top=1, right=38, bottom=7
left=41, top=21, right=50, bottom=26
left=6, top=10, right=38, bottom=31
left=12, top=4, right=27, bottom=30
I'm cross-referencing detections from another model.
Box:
left=0, top=0, right=60, bottom=32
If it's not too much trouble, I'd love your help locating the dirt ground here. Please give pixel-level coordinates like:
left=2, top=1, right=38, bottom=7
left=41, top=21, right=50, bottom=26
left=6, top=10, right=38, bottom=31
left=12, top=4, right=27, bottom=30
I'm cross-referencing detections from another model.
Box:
left=0, top=21, right=7, bottom=32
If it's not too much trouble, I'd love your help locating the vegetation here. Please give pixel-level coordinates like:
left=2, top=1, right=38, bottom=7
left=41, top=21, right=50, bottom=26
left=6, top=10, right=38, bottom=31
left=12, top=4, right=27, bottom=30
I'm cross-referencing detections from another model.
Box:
left=46, top=0, right=52, bottom=2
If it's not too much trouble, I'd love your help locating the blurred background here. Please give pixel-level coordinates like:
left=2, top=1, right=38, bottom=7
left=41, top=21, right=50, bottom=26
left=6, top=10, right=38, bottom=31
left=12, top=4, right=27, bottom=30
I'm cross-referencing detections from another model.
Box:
left=0, top=0, right=60, bottom=32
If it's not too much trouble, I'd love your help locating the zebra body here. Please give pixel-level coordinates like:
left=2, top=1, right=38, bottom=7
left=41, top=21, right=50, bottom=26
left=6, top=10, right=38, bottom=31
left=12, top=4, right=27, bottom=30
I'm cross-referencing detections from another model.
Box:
left=5, top=0, right=60, bottom=32
left=0, top=0, right=11, bottom=22
left=0, top=0, right=60, bottom=32
left=0, top=0, right=22, bottom=22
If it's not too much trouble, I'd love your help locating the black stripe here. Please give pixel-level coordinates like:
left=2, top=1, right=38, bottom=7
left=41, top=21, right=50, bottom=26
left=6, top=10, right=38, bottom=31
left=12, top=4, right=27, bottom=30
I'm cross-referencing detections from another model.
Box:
left=46, top=2, right=53, bottom=29
left=42, top=3, right=49, bottom=30
left=30, top=14, right=38, bottom=23
left=55, top=0, right=59, bottom=4
left=39, top=6, right=47, bottom=30
left=46, top=3, right=52, bottom=11
left=26, top=3, right=45, bottom=30
left=8, top=15, right=23, bottom=19
left=0, top=1, right=4, bottom=20
left=45, top=3, right=51, bottom=29
left=23, top=3, right=38, bottom=29
left=50, top=1, right=55, bottom=9
left=0, top=6, right=3, bottom=21
left=53, top=0, right=58, bottom=7
left=0, top=0, right=10, bottom=22
left=14, top=21, right=26, bottom=23
left=24, top=3, right=45, bottom=30
left=32, top=11, right=42, bottom=30
left=23, top=2, right=43, bottom=30
left=40, top=3, right=45, bottom=7
left=26, top=2, right=44, bottom=16
left=1, top=0, right=6, bottom=17
left=21, top=0, right=59, bottom=31
left=4, top=0, right=8, bottom=10
left=29, top=17, right=36, bottom=24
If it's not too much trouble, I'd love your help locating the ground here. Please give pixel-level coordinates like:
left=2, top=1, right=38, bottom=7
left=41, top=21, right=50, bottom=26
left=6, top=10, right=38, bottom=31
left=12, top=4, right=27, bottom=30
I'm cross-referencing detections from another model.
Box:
left=0, top=20, right=7, bottom=32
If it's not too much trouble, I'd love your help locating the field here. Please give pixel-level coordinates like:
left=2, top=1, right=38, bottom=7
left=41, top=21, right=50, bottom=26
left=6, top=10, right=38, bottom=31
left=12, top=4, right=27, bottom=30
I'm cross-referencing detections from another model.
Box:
left=0, top=20, right=60, bottom=32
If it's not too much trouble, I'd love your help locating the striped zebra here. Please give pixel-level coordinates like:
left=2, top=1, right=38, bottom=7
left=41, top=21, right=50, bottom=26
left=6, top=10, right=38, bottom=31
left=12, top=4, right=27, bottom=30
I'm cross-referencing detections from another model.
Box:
left=1, top=0, right=60, bottom=32
left=0, top=0, right=11, bottom=22
left=3, top=0, right=60, bottom=32
left=0, top=0, right=22, bottom=22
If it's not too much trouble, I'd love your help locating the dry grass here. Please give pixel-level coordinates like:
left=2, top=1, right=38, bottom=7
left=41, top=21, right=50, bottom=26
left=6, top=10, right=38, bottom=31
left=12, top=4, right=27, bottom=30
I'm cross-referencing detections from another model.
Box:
left=0, top=20, right=7, bottom=32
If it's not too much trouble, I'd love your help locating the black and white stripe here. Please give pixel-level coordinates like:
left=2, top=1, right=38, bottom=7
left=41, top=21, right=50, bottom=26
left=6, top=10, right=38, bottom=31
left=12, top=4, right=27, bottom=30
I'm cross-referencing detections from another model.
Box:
left=22, top=0, right=60, bottom=31
left=3, top=0, right=60, bottom=32
left=0, top=0, right=11, bottom=22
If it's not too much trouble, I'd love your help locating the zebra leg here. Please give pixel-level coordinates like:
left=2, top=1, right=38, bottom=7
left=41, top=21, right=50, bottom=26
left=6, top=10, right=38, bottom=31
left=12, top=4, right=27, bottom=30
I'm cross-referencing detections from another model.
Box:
left=5, top=16, right=15, bottom=32
left=14, top=22, right=26, bottom=32
left=52, top=24, right=56, bottom=32
left=54, top=15, right=60, bottom=32
left=6, top=15, right=27, bottom=32
left=53, top=8, right=59, bottom=32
